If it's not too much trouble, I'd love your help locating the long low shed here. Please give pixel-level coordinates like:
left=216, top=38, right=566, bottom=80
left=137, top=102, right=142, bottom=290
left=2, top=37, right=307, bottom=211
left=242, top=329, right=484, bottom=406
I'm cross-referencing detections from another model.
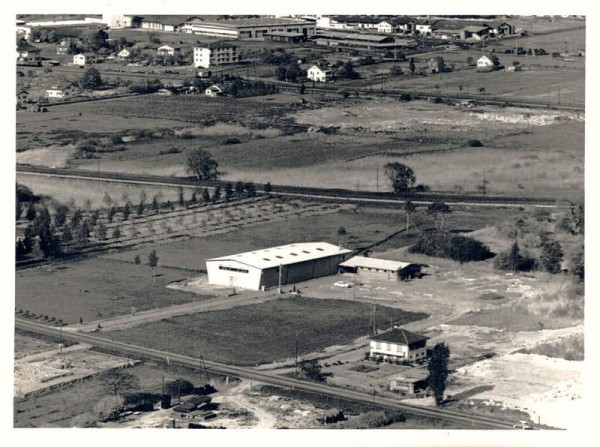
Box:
left=206, top=242, right=352, bottom=291
left=338, top=256, right=422, bottom=281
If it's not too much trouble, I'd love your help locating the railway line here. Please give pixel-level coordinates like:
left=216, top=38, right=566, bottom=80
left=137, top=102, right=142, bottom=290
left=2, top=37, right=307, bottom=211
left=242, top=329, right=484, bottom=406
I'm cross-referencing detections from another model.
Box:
left=15, top=318, right=518, bottom=429
left=17, top=165, right=568, bottom=209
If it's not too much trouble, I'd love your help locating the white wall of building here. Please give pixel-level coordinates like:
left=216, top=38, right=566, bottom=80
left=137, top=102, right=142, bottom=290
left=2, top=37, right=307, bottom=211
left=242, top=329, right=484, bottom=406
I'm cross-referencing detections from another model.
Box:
left=206, top=261, right=262, bottom=290
left=194, top=48, right=211, bottom=68
left=370, top=341, right=427, bottom=361
left=73, top=54, right=86, bottom=66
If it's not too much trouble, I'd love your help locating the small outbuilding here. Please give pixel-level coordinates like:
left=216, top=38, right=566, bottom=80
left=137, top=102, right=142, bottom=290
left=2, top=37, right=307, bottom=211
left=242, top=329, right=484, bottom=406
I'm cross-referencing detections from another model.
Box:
left=338, top=256, right=421, bottom=282
left=204, top=84, right=223, bottom=97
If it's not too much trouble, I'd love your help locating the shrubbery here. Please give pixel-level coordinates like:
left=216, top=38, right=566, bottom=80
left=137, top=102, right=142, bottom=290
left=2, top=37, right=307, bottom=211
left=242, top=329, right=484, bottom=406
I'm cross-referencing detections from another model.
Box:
left=493, top=242, right=536, bottom=272
left=409, top=232, right=493, bottom=263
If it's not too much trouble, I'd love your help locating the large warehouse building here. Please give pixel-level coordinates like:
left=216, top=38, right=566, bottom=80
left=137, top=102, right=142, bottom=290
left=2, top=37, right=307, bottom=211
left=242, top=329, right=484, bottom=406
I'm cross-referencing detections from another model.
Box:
left=180, top=17, right=317, bottom=40
left=206, top=242, right=352, bottom=291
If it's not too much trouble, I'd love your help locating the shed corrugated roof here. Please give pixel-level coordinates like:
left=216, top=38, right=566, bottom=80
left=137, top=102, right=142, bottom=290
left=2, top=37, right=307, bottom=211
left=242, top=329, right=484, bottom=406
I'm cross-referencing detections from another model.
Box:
left=370, top=328, right=429, bottom=345
left=207, top=242, right=352, bottom=270
left=339, top=256, right=413, bottom=272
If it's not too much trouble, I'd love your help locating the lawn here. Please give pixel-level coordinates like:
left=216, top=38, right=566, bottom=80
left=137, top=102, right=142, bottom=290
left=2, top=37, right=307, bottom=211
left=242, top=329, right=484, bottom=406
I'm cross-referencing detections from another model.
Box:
left=105, top=297, right=428, bottom=365
left=15, top=258, right=208, bottom=325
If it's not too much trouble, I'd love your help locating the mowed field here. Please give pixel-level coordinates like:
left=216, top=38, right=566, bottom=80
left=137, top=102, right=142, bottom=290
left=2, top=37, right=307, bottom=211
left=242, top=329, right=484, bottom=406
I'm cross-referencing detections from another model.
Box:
left=105, top=297, right=428, bottom=365
left=15, top=258, right=208, bottom=324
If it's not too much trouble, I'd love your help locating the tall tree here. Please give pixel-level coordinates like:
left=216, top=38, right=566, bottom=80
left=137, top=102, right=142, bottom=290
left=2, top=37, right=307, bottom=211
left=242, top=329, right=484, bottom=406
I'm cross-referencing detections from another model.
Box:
left=148, top=250, right=159, bottom=287
left=539, top=238, right=564, bottom=274
left=427, top=201, right=452, bottom=231
left=186, top=149, right=219, bottom=180
left=337, top=226, right=347, bottom=249
left=384, top=163, right=416, bottom=195
left=79, top=67, right=103, bottom=90
left=427, top=342, right=450, bottom=406
left=102, top=370, right=140, bottom=397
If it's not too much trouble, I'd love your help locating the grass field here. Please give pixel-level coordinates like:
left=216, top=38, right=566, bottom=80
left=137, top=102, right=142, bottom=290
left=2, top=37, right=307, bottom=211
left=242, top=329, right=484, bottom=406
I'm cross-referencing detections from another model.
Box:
left=105, top=297, right=428, bottom=365
left=103, top=205, right=516, bottom=271
left=15, top=258, right=208, bottom=324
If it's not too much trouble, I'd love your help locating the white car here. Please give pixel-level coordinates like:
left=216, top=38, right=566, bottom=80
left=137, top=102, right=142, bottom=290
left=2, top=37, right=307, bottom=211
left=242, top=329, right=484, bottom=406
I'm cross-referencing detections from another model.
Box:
left=334, top=281, right=353, bottom=288
left=513, top=421, right=533, bottom=430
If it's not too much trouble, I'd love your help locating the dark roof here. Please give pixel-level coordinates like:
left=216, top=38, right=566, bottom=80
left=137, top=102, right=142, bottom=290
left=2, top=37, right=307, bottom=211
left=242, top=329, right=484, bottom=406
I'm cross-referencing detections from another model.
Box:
left=138, top=15, right=194, bottom=26
left=173, top=402, right=196, bottom=412
left=331, top=15, right=383, bottom=25
left=391, top=16, right=415, bottom=25
left=188, top=395, right=211, bottom=405
left=370, top=328, right=429, bottom=345
left=206, top=40, right=237, bottom=49
left=265, top=31, right=305, bottom=38
left=17, top=39, right=41, bottom=53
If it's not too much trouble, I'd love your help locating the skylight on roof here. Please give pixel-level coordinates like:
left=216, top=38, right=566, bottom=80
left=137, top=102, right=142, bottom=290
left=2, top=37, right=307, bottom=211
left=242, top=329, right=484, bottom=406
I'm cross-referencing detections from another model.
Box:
left=276, top=255, right=283, bottom=259
left=316, top=248, right=324, bottom=251
left=263, top=258, right=271, bottom=261
left=302, top=250, right=310, bottom=254
left=290, top=253, right=297, bottom=256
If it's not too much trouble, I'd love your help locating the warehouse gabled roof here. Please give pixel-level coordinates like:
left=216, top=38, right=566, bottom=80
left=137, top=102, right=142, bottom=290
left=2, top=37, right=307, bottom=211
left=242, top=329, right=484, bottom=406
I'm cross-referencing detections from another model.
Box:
left=207, top=242, right=352, bottom=270
left=339, top=256, right=414, bottom=272
left=370, top=328, right=429, bottom=345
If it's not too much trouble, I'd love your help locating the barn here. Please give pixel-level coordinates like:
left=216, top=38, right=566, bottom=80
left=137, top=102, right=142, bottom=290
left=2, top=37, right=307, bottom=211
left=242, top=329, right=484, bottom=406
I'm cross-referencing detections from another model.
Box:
left=338, top=256, right=422, bottom=282
left=206, top=242, right=352, bottom=291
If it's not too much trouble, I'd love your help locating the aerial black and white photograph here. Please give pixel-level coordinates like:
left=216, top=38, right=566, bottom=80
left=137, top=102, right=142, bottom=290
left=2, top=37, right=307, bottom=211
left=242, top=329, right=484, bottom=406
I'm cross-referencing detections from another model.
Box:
left=7, top=2, right=595, bottom=445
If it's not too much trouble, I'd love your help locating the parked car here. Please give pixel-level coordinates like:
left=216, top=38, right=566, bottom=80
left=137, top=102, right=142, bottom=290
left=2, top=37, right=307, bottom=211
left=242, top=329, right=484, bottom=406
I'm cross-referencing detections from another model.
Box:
left=513, top=420, right=534, bottom=430
left=334, top=281, right=352, bottom=288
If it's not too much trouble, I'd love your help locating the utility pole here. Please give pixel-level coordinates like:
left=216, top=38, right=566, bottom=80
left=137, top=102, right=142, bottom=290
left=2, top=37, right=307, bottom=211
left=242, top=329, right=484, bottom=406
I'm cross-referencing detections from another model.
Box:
left=278, top=263, right=282, bottom=294
left=376, top=166, right=379, bottom=193
left=353, top=271, right=357, bottom=300
left=295, top=332, right=299, bottom=375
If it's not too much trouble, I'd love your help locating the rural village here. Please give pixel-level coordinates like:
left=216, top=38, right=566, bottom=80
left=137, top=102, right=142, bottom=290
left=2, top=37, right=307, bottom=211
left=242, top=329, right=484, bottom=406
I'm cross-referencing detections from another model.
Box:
left=13, top=12, right=585, bottom=435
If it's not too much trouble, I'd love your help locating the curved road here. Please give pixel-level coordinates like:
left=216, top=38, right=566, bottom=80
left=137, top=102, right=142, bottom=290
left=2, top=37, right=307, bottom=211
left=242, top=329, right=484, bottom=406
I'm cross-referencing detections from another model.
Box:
left=16, top=318, right=518, bottom=429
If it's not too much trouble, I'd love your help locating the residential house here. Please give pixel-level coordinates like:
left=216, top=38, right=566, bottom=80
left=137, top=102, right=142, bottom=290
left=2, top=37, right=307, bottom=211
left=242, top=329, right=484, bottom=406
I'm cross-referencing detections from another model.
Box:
left=73, top=53, right=97, bottom=66
left=16, top=39, right=41, bottom=65
left=482, top=21, right=514, bottom=36
left=460, top=26, right=491, bottom=41
left=45, top=85, right=67, bottom=99
left=427, top=56, right=445, bottom=73
left=56, top=38, right=78, bottom=54
left=193, top=41, right=238, bottom=68
left=369, top=328, right=429, bottom=362
left=414, top=19, right=435, bottom=35
left=157, top=45, right=180, bottom=56
left=376, top=21, right=394, bottom=33
left=118, top=48, right=131, bottom=59
left=306, top=65, right=331, bottom=82
left=477, top=54, right=501, bottom=71
left=205, top=84, right=223, bottom=97
left=392, top=16, right=416, bottom=33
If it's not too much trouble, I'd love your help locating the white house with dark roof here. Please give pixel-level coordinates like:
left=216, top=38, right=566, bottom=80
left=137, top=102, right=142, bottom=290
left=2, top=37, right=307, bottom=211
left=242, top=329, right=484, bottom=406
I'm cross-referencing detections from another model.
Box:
left=369, top=328, right=429, bottom=362
left=306, top=65, right=331, bottom=82
left=206, top=242, right=352, bottom=291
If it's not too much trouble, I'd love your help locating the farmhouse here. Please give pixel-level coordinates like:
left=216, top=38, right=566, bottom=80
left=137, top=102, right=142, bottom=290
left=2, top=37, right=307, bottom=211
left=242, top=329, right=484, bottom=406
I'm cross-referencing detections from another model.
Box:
left=193, top=41, right=239, bottom=68
left=56, top=38, right=76, bottom=54
left=376, top=21, right=394, bottom=33
left=117, top=48, right=131, bottom=59
left=73, top=53, right=97, bottom=66
left=157, top=45, right=180, bottom=56
left=477, top=54, right=501, bottom=71
left=338, top=256, right=422, bottom=282
left=16, top=39, right=41, bottom=65
left=45, top=86, right=66, bottom=99
left=206, top=242, right=352, bottom=291
left=181, top=17, right=316, bottom=40
left=427, top=56, right=445, bottom=73
left=461, top=26, right=490, bottom=41
left=306, top=65, right=331, bottom=82
left=369, top=328, right=429, bottom=362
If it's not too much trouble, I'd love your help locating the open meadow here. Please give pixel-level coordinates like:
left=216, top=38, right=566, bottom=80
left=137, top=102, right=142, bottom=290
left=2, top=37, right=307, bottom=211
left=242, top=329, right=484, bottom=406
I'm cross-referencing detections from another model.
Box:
left=15, top=258, right=207, bottom=324
left=105, top=297, right=428, bottom=365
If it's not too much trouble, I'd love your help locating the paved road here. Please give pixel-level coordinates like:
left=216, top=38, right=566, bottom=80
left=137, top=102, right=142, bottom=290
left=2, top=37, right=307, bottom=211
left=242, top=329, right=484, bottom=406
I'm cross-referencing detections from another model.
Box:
left=15, top=318, right=517, bottom=429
